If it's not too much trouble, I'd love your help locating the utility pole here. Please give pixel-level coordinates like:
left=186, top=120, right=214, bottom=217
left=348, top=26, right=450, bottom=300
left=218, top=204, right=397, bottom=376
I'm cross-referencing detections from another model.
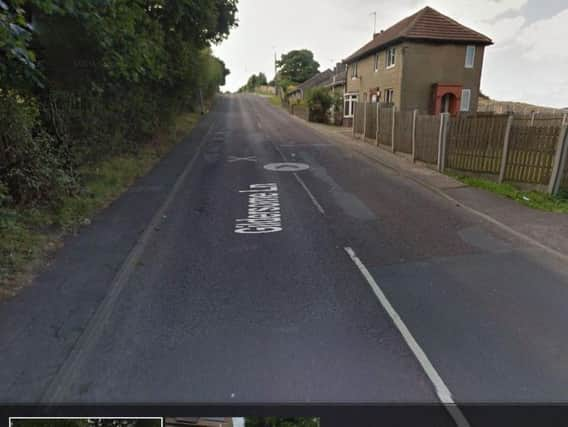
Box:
left=370, top=11, right=377, bottom=36
left=272, top=46, right=278, bottom=81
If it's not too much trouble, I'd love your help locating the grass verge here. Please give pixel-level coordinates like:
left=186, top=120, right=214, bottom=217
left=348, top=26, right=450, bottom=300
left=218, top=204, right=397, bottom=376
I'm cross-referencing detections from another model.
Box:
left=268, top=95, right=283, bottom=108
left=451, top=174, right=568, bottom=213
left=0, top=112, right=200, bottom=298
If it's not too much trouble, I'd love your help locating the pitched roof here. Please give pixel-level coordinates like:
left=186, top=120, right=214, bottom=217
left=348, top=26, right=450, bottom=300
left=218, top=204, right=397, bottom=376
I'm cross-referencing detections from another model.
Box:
left=288, top=69, right=334, bottom=94
left=344, top=6, right=492, bottom=63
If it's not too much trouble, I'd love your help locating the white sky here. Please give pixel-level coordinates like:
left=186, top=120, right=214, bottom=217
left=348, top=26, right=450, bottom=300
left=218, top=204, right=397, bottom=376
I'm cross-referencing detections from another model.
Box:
left=232, top=418, right=245, bottom=427
left=213, top=0, right=568, bottom=108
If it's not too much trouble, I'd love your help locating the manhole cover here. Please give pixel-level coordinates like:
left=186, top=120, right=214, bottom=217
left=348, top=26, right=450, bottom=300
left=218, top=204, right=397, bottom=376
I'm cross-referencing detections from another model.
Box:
left=264, top=162, right=310, bottom=172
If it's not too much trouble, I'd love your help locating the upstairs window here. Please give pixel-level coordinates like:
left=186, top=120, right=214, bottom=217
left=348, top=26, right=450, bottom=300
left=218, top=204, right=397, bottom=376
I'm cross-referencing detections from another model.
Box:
left=465, top=45, right=476, bottom=68
left=351, top=62, right=358, bottom=78
left=386, top=47, right=396, bottom=68
left=374, top=53, right=380, bottom=72
left=460, top=89, right=471, bottom=111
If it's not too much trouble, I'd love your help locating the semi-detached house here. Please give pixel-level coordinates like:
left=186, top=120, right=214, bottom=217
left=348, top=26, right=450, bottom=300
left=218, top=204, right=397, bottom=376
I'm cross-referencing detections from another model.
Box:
left=343, top=6, right=492, bottom=124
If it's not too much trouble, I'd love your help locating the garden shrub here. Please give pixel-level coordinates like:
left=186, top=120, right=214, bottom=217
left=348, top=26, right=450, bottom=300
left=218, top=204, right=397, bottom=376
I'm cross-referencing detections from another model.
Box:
left=306, top=87, right=333, bottom=123
left=0, top=91, right=76, bottom=206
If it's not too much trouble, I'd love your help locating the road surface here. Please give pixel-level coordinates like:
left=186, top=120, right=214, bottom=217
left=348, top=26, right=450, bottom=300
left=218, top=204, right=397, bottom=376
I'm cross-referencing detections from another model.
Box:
left=2, top=95, right=568, bottom=414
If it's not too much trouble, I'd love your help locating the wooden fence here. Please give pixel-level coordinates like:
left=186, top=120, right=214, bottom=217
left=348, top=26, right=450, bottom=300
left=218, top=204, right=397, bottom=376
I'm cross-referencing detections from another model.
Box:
left=446, top=115, right=509, bottom=174
left=478, top=100, right=567, bottom=117
left=290, top=104, right=309, bottom=121
left=414, top=114, right=439, bottom=164
left=352, top=103, right=568, bottom=195
left=394, top=110, right=414, bottom=154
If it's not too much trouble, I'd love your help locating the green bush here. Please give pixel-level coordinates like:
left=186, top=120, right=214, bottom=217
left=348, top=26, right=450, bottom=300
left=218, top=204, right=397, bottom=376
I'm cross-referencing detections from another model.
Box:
left=0, top=91, right=76, bottom=206
left=306, top=87, right=333, bottom=123
left=0, top=1, right=236, bottom=209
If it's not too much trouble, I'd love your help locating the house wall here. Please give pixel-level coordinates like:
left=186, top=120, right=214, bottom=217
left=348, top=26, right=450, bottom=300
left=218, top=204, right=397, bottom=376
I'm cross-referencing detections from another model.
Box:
left=400, top=42, right=485, bottom=113
left=345, top=44, right=404, bottom=106
left=345, top=41, right=485, bottom=113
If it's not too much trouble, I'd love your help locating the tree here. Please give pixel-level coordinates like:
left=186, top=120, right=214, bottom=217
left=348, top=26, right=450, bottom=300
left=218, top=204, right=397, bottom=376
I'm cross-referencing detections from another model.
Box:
left=306, top=87, right=333, bottom=123
left=276, top=49, right=319, bottom=84
left=0, top=0, right=238, bottom=206
left=239, top=72, right=268, bottom=92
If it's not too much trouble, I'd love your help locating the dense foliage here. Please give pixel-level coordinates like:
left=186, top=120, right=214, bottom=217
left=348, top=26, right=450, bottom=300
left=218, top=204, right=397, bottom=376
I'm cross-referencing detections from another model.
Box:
left=0, top=0, right=237, bottom=207
left=276, top=49, right=319, bottom=84
left=306, top=87, right=333, bottom=123
left=238, top=72, right=268, bottom=92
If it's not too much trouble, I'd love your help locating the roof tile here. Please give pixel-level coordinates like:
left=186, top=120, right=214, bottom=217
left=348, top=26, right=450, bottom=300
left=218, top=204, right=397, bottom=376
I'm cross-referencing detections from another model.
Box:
left=344, top=6, right=492, bottom=62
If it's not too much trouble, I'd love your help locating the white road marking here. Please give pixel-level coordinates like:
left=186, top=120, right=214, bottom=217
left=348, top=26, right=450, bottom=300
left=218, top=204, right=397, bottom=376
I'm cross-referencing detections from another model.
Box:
left=267, top=139, right=326, bottom=216
left=228, top=155, right=257, bottom=163
left=41, top=120, right=220, bottom=403
left=293, top=173, right=325, bottom=215
left=279, top=143, right=331, bottom=147
left=264, top=162, right=310, bottom=172
left=235, top=183, right=282, bottom=234
left=344, top=246, right=470, bottom=427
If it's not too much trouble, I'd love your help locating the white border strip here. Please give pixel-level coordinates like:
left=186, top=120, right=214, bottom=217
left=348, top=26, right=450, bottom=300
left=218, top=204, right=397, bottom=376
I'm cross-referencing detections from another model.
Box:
left=344, top=246, right=470, bottom=427
left=40, top=121, right=218, bottom=403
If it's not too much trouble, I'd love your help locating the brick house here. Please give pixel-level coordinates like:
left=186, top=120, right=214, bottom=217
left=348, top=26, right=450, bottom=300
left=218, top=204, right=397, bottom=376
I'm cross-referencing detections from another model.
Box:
left=343, top=6, right=492, bottom=123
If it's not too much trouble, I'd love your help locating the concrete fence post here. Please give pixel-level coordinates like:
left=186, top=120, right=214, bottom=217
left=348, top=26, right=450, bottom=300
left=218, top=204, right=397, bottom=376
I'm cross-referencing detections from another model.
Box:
left=352, top=104, right=356, bottom=137
left=362, top=103, right=368, bottom=140
left=391, top=106, right=396, bottom=152
left=498, top=114, right=515, bottom=183
left=437, top=113, right=449, bottom=172
left=548, top=124, right=568, bottom=195
left=562, top=113, right=568, bottom=127
left=530, top=111, right=537, bottom=126
left=411, top=109, right=418, bottom=162
left=375, top=104, right=380, bottom=146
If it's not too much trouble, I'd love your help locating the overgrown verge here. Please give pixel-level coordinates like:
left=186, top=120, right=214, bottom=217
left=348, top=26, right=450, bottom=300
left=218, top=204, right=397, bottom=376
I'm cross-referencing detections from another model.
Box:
left=450, top=174, right=568, bottom=213
left=0, top=112, right=200, bottom=298
left=1, top=1, right=238, bottom=297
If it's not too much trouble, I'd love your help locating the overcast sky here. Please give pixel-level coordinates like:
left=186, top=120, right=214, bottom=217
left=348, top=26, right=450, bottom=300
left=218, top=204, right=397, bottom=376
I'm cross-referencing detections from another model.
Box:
left=213, top=0, right=568, bottom=108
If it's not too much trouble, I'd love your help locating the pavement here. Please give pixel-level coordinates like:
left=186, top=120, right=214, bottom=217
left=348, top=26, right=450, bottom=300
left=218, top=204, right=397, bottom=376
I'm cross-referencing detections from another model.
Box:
left=1, top=95, right=568, bottom=420
left=305, top=120, right=568, bottom=259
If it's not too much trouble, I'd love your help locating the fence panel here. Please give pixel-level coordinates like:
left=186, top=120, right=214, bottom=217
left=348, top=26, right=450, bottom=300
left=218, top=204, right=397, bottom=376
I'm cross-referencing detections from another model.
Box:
left=290, top=104, right=309, bottom=121
left=377, top=106, right=393, bottom=147
left=394, top=110, right=413, bottom=154
left=365, top=103, right=378, bottom=142
left=446, top=115, right=508, bottom=174
left=514, top=115, right=565, bottom=128
left=414, top=114, right=439, bottom=164
left=353, top=102, right=365, bottom=135
left=505, top=125, right=560, bottom=184
left=562, top=153, right=568, bottom=190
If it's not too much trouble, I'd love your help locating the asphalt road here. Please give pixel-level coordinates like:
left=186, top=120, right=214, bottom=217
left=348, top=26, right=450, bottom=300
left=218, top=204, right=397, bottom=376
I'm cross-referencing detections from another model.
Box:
left=2, top=95, right=568, bottom=413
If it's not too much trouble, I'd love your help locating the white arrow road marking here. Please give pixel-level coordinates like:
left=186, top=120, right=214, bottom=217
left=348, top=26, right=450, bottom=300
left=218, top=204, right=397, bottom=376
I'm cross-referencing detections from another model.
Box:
left=344, top=246, right=470, bottom=427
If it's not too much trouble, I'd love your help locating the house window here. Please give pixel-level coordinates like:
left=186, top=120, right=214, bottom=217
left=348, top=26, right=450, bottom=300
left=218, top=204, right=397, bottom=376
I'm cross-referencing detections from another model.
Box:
left=384, top=88, right=394, bottom=104
left=386, top=47, right=396, bottom=68
left=344, top=93, right=358, bottom=118
left=460, top=89, right=471, bottom=111
left=465, top=45, right=476, bottom=68
left=374, top=53, right=379, bottom=72
left=351, top=62, right=358, bottom=78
